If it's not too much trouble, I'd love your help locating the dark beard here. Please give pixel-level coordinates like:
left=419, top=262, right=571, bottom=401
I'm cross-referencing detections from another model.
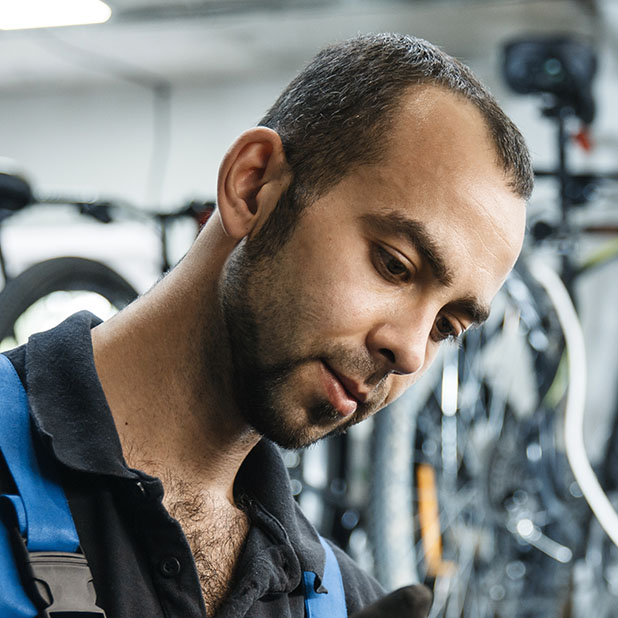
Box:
left=217, top=188, right=317, bottom=449
left=220, top=250, right=380, bottom=448
left=218, top=188, right=383, bottom=449
left=220, top=279, right=345, bottom=449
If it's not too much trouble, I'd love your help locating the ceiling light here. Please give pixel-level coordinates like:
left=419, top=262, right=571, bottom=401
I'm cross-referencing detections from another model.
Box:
left=0, top=0, right=112, bottom=30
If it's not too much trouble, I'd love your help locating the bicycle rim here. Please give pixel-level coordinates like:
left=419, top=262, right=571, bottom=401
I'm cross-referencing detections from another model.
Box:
left=0, top=256, right=138, bottom=350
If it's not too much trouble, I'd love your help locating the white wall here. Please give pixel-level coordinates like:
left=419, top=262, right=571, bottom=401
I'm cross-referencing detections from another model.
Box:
left=0, top=76, right=289, bottom=206
left=0, top=75, right=293, bottom=288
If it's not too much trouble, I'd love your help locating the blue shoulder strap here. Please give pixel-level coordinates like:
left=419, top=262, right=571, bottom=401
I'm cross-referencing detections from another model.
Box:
left=0, top=353, right=104, bottom=618
left=0, top=355, right=80, bottom=552
left=303, top=535, right=348, bottom=618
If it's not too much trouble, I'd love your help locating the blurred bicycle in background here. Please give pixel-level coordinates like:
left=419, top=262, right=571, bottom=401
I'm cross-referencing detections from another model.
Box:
left=0, top=166, right=214, bottom=351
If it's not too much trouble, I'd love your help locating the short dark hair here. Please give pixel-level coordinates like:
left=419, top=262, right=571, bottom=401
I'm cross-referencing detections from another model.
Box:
left=259, top=32, right=533, bottom=206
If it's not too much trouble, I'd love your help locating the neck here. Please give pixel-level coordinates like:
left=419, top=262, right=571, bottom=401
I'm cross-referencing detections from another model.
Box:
left=91, top=220, right=260, bottom=504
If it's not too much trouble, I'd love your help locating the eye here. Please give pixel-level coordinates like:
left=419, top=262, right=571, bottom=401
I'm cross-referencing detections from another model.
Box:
left=432, top=315, right=463, bottom=345
left=373, top=245, right=413, bottom=283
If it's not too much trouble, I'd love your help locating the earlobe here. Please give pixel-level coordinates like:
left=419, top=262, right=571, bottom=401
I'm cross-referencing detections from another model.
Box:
left=217, top=127, right=291, bottom=241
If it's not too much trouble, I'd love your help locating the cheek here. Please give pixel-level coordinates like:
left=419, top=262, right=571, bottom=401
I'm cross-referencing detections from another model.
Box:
left=299, top=255, right=384, bottom=334
left=319, top=287, right=381, bottom=332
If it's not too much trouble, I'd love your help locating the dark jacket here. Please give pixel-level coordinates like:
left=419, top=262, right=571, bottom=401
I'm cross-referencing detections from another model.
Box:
left=1, top=311, right=383, bottom=617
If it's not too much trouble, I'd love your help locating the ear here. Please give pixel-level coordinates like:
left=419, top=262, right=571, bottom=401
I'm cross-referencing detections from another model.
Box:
left=217, top=127, right=291, bottom=240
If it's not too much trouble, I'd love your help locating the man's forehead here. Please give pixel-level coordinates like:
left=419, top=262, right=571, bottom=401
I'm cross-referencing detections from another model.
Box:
left=390, top=85, right=495, bottom=164
left=374, top=87, right=525, bottom=249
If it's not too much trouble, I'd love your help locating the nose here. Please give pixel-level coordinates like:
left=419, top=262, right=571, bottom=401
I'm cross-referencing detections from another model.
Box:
left=366, top=317, right=430, bottom=376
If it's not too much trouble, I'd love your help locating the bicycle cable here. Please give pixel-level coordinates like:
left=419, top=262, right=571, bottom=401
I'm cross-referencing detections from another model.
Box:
left=531, top=259, right=618, bottom=547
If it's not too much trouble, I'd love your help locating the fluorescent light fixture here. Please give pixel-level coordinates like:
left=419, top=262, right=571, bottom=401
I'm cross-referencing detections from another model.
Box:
left=0, top=0, right=112, bottom=30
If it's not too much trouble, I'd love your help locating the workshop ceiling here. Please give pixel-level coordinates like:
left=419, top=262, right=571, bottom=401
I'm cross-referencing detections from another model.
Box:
left=0, top=0, right=605, bottom=92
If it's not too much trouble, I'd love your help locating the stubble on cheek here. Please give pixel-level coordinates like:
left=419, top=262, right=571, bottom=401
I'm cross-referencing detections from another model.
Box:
left=219, top=233, right=403, bottom=447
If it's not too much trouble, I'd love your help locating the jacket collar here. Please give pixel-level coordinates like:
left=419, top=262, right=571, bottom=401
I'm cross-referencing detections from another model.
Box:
left=23, top=311, right=326, bottom=583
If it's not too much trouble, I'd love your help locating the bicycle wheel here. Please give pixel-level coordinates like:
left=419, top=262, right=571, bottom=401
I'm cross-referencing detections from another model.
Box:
left=0, top=256, right=138, bottom=350
left=369, top=265, right=584, bottom=618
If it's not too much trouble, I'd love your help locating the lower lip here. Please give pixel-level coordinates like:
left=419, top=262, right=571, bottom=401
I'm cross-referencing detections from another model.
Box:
left=319, top=363, right=358, bottom=417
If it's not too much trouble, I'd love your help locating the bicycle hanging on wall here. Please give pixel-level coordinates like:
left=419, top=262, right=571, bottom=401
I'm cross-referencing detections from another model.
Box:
left=369, top=34, right=618, bottom=618
left=0, top=170, right=214, bottom=351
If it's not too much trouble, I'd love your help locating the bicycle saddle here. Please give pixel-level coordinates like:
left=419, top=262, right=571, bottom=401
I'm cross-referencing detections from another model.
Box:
left=502, top=35, right=597, bottom=124
left=0, top=172, right=33, bottom=213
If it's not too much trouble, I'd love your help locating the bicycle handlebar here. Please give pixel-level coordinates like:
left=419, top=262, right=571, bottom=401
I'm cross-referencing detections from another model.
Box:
left=0, top=171, right=215, bottom=227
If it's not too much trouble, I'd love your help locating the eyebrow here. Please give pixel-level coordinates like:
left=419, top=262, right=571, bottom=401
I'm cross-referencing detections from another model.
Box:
left=448, top=297, right=490, bottom=327
left=361, top=212, right=453, bottom=285
left=360, top=212, right=491, bottom=327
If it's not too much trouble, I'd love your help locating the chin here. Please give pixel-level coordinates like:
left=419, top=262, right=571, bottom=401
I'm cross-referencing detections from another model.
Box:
left=252, top=407, right=343, bottom=450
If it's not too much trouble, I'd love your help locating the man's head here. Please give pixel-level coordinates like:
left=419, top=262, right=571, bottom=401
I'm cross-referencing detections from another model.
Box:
left=210, top=34, right=532, bottom=449
left=257, top=33, right=532, bottom=233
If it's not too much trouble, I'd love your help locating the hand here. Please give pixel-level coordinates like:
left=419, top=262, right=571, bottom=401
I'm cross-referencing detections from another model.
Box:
left=350, top=585, right=432, bottom=618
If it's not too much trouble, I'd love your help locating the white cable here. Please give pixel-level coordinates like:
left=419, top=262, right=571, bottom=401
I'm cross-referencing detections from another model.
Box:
left=530, top=260, right=618, bottom=548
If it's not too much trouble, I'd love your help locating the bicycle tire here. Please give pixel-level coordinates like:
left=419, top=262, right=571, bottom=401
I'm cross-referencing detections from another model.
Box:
left=0, top=256, right=138, bottom=345
left=369, top=265, right=581, bottom=618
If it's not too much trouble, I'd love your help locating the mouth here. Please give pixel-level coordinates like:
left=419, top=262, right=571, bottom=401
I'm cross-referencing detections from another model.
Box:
left=319, top=361, right=367, bottom=417
left=333, top=370, right=370, bottom=405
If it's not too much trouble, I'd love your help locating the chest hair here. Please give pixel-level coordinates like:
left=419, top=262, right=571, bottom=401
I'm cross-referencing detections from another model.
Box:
left=159, top=472, right=251, bottom=616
